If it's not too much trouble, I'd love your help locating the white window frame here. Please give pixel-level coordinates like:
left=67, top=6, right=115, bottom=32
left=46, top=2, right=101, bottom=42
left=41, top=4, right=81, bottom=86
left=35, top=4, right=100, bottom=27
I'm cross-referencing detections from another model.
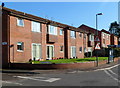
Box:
left=89, top=34, right=94, bottom=41
left=31, top=21, right=41, bottom=32
left=17, top=42, right=24, bottom=52
left=70, top=31, right=76, bottom=38
left=79, top=47, right=82, bottom=53
left=48, top=25, right=57, bottom=35
left=17, top=18, right=24, bottom=27
left=60, top=29, right=63, bottom=35
left=46, top=45, right=54, bottom=60
left=32, top=43, right=42, bottom=60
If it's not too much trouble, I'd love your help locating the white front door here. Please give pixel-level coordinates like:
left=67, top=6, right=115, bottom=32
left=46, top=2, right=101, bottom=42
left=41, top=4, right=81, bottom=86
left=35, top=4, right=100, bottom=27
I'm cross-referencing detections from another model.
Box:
left=47, top=45, right=54, bottom=60
left=71, top=46, right=76, bottom=58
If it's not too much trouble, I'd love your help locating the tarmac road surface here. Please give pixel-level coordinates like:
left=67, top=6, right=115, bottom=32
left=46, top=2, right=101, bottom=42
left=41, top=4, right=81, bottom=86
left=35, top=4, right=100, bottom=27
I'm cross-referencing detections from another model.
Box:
left=2, top=63, right=120, bottom=87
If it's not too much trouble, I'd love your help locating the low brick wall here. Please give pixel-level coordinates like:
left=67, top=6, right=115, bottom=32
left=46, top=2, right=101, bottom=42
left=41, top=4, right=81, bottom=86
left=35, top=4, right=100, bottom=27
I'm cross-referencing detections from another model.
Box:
left=10, top=58, right=120, bottom=69
left=10, top=62, right=95, bottom=69
left=98, top=60, right=107, bottom=66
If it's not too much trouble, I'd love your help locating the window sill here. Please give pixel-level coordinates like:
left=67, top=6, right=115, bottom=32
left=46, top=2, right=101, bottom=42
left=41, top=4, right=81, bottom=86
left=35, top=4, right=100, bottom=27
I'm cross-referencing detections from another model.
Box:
left=79, top=51, right=82, bottom=53
left=17, top=50, right=24, bottom=52
left=48, top=33, right=57, bottom=36
left=71, top=37, right=76, bottom=39
left=32, top=31, right=41, bottom=33
left=17, top=25, right=24, bottom=27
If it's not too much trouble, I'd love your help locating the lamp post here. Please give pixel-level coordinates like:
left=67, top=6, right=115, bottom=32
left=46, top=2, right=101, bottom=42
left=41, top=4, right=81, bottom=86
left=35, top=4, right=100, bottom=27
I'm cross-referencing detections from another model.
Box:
left=96, top=13, right=103, bottom=67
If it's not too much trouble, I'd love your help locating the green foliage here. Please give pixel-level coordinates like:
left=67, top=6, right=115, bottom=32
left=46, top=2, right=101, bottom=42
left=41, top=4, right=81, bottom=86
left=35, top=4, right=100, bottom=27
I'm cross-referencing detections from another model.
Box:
left=109, top=21, right=120, bottom=36
left=31, top=57, right=108, bottom=64
left=113, top=48, right=120, bottom=57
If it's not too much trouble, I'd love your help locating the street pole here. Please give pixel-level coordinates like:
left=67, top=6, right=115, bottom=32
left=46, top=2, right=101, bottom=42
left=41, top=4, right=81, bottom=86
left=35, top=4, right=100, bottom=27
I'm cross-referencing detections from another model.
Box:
left=96, top=14, right=98, bottom=67
left=96, top=13, right=102, bottom=67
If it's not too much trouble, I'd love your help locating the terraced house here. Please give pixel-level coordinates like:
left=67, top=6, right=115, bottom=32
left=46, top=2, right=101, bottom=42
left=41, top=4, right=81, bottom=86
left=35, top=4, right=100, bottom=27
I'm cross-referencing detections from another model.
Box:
left=2, top=7, right=86, bottom=68
left=2, top=7, right=119, bottom=68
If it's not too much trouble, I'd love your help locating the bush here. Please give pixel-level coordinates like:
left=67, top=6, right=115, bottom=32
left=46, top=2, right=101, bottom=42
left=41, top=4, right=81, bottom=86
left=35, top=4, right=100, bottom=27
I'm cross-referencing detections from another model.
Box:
left=113, top=48, right=120, bottom=57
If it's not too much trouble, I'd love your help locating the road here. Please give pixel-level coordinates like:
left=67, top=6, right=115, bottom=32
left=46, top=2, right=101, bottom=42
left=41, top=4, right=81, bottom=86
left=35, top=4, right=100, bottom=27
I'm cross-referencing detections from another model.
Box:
left=1, top=64, right=120, bottom=87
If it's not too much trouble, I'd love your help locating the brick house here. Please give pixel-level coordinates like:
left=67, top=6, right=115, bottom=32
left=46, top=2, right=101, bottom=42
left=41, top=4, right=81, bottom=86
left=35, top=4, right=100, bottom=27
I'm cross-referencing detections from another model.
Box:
left=78, top=24, right=95, bottom=57
left=78, top=25, right=119, bottom=56
left=100, top=29, right=111, bottom=48
left=2, top=7, right=85, bottom=68
left=2, top=7, right=119, bottom=68
left=110, top=34, right=119, bottom=45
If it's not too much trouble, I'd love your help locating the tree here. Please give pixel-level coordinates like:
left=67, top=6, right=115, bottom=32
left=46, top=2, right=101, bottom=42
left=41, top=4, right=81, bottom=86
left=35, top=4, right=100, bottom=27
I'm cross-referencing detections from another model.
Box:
left=109, top=21, right=120, bottom=36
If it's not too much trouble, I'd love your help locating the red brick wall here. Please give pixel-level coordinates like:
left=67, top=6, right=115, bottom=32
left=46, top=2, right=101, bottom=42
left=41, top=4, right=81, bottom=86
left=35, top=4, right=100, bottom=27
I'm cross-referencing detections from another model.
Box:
left=101, top=32, right=110, bottom=48
left=10, top=16, right=32, bottom=63
left=46, top=27, right=65, bottom=59
left=114, top=36, right=118, bottom=45
left=54, top=27, right=64, bottom=59
left=10, top=58, right=120, bottom=69
left=10, top=15, right=65, bottom=62
left=66, top=30, right=84, bottom=59
left=2, top=10, right=10, bottom=68
left=76, top=32, right=84, bottom=58
left=41, top=24, right=47, bottom=60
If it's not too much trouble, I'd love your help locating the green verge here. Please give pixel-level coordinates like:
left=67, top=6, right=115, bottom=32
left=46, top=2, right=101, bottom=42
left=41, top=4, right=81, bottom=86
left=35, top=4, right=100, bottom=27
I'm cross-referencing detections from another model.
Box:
left=31, top=57, right=108, bottom=64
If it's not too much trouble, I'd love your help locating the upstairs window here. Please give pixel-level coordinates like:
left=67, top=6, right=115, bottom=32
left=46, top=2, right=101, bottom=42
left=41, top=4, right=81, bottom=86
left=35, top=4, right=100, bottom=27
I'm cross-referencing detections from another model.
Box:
left=17, top=18, right=24, bottom=27
left=84, top=34, right=86, bottom=39
left=79, top=33, right=82, bottom=37
left=60, top=29, right=63, bottom=35
left=103, top=39, right=105, bottom=44
left=70, top=31, right=76, bottom=38
left=89, top=35, right=94, bottom=41
left=17, top=42, right=24, bottom=51
left=48, top=25, right=57, bottom=35
left=32, top=21, right=41, bottom=32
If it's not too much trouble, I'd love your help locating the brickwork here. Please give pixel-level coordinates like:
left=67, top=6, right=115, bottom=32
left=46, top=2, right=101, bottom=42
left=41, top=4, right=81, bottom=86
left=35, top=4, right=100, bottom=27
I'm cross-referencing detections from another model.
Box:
left=2, top=7, right=119, bottom=68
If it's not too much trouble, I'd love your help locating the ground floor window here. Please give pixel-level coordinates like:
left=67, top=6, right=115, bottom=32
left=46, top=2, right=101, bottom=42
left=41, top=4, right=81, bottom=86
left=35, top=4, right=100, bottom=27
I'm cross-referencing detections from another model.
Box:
left=79, top=47, right=82, bottom=53
left=17, top=42, right=24, bottom=51
left=71, top=46, right=76, bottom=58
left=32, top=43, right=41, bottom=60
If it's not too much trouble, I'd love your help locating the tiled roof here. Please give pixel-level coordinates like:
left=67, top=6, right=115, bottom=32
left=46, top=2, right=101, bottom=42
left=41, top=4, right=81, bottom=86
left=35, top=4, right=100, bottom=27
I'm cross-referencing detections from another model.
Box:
left=2, top=7, right=82, bottom=32
left=78, top=24, right=98, bottom=34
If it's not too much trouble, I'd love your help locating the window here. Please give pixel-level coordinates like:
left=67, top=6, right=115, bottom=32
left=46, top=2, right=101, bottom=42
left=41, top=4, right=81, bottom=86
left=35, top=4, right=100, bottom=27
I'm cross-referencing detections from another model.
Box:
left=89, top=35, right=94, bottom=41
left=70, top=31, right=76, bottom=38
left=84, top=47, right=87, bottom=53
left=17, top=18, right=24, bottom=27
left=79, top=33, right=82, bottom=37
left=91, top=35, right=94, bottom=41
left=60, top=46, right=64, bottom=51
left=32, top=43, right=41, bottom=60
left=79, top=47, right=82, bottom=53
left=32, top=21, right=41, bottom=32
left=107, top=34, right=110, bottom=40
left=17, top=42, right=24, bottom=51
left=60, top=29, right=63, bottom=35
left=103, top=39, right=105, bottom=44
left=84, top=34, right=86, bottom=39
left=48, top=25, right=57, bottom=35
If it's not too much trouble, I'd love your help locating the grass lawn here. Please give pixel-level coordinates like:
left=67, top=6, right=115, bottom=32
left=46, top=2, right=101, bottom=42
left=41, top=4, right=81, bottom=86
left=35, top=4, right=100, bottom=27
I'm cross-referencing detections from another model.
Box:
left=31, top=57, right=108, bottom=64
